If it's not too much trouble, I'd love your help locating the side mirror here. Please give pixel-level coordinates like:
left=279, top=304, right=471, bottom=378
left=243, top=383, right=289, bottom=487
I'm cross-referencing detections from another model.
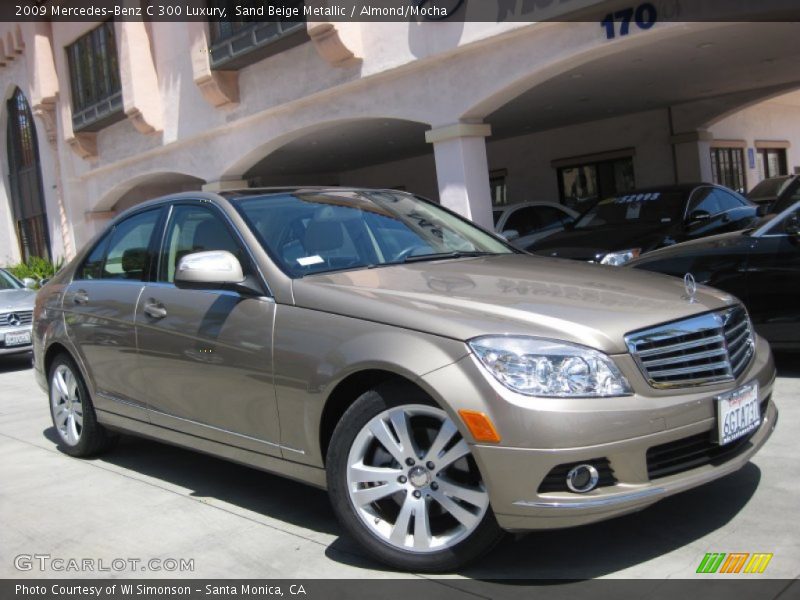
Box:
left=501, top=229, right=520, bottom=242
left=686, top=210, right=711, bottom=226
left=22, top=277, right=37, bottom=290
left=175, top=251, right=245, bottom=286
left=756, top=203, right=771, bottom=217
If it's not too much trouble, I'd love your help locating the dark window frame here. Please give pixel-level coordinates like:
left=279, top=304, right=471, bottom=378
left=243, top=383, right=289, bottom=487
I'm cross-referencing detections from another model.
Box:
left=489, top=169, right=508, bottom=207
left=710, top=147, right=747, bottom=193
left=6, top=88, right=50, bottom=261
left=207, top=1, right=309, bottom=70
left=758, top=147, right=789, bottom=179
left=556, top=155, right=636, bottom=211
left=66, top=21, right=124, bottom=133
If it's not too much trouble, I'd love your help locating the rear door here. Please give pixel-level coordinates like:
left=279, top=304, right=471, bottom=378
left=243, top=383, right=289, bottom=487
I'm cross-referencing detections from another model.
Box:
left=63, top=207, right=164, bottom=421
left=135, top=202, right=281, bottom=456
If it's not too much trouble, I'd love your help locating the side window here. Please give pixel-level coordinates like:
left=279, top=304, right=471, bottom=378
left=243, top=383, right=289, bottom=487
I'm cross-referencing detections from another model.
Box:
left=504, top=207, right=541, bottom=235
left=689, top=188, right=745, bottom=216
left=159, top=205, right=247, bottom=283
left=533, top=206, right=572, bottom=231
left=86, top=210, right=160, bottom=281
left=687, top=188, right=721, bottom=216
left=714, top=189, right=747, bottom=212
left=767, top=206, right=800, bottom=235
left=78, top=232, right=112, bottom=280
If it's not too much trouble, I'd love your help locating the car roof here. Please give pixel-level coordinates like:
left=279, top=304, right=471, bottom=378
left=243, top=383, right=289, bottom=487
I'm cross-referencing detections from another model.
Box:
left=220, top=186, right=405, bottom=199
left=110, top=187, right=411, bottom=222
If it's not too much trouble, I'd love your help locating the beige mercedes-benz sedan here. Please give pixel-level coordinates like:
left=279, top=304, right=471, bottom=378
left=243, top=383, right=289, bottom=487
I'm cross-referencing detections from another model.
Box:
left=33, top=188, right=777, bottom=571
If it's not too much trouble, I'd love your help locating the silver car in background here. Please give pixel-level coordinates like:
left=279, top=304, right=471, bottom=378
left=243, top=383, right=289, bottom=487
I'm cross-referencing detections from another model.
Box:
left=0, top=268, right=35, bottom=357
left=493, top=201, right=579, bottom=248
left=32, top=188, right=777, bottom=572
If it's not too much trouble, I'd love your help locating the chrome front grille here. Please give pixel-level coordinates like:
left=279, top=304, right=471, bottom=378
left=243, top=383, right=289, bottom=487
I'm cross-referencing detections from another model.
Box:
left=0, top=310, right=33, bottom=327
left=626, top=306, right=755, bottom=389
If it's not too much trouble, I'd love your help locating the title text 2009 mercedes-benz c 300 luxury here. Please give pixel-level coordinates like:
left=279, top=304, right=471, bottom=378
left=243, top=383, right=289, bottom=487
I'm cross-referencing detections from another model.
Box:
left=33, top=189, right=777, bottom=571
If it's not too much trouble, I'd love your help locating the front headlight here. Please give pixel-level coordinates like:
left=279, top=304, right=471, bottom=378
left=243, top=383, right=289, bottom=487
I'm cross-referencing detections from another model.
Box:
left=600, top=248, right=641, bottom=266
left=468, top=336, right=632, bottom=397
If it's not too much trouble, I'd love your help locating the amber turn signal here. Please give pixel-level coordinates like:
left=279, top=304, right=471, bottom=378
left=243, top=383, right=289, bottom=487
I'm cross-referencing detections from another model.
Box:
left=458, top=409, right=501, bottom=443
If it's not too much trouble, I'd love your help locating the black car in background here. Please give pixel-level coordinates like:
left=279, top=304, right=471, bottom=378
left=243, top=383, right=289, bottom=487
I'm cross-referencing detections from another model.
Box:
left=629, top=200, right=800, bottom=350
left=746, top=174, right=800, bottom=213
left=527, top=183, right=760, bottom=265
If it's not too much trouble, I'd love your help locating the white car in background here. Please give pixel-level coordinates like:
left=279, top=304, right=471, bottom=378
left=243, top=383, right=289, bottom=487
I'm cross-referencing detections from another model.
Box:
left=493, top=201, right=579, bottom=248
left=0, top=268, right=36, bottom=357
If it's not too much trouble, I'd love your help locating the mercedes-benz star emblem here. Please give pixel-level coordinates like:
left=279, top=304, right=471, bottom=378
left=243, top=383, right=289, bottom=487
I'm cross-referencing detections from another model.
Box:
left=6, top=313, right=21, bottom=327
left=683, top=273, right=697, bottom=303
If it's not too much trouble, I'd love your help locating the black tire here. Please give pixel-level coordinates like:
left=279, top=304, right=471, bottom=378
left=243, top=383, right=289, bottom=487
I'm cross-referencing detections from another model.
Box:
left=48, top=353, right=118, bottom=457
left=326, top=383, right=505, bottom=572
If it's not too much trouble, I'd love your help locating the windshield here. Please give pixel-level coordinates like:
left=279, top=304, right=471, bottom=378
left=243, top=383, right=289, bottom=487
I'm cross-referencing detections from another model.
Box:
left=771, top=183, right=800, bottom=215
left=492, top=209, right=503, bottom=226
left=234, top=190, right=514, bottom=277
left=575, top=191, right=686, bottom=229
left=0, top=269, right=23, bottom=290
left=748, top=177, right=791, bottom=202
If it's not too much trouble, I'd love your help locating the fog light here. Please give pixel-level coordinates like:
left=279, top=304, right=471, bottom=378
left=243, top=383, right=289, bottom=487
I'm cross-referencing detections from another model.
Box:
left=566, top=464, right=599, bottom=493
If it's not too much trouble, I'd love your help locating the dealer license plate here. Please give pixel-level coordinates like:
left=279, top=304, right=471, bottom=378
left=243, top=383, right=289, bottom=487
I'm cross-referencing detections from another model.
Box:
left=4, top=331, right=31, bottom=346
left=717, top=382, right=760, bottom=445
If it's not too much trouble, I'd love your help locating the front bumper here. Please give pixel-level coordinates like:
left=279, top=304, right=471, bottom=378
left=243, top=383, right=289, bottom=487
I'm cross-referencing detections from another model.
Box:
left=420, top=335, right=777, bottom=532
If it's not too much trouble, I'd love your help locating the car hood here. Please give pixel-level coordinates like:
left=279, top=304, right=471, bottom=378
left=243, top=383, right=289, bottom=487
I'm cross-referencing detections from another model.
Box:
left=291, top=254, right=736, bottom=354
left=0, top=289, right=36, bottom=311
left=529, top=223, right=674, bottom=261
left=630, top=231, right=751, bottom=265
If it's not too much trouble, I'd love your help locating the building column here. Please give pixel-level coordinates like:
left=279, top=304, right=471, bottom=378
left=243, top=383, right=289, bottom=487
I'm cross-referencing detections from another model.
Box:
left=425, top=123, right=493, bottom=230
left=671, top=130, right=714, bottom=183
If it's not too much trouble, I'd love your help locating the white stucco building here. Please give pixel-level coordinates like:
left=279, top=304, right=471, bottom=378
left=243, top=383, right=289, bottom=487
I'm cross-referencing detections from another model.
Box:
left=1, top=3, right=800, bottom=264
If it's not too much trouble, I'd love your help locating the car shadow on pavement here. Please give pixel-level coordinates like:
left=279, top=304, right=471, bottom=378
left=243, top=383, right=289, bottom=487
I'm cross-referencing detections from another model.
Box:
left=42, top=428, right=343, bottom=539
left=41, top=426, right=763, bottom=578
left=774, top=352, right=800, bottom=378
left=0, top=353, right=33, bottom=374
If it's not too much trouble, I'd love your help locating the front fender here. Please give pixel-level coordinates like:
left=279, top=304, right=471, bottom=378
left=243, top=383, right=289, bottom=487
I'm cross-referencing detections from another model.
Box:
left=272, top=304, right=469, bottom=466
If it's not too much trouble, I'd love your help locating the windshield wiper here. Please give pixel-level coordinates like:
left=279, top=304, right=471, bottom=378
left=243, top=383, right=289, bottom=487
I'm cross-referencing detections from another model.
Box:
left=401, top=251, right=496, bottom=263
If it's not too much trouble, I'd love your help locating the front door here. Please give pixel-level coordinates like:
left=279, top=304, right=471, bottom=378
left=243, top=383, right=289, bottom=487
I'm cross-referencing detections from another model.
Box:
left=135, top=202, right=281, bottom=456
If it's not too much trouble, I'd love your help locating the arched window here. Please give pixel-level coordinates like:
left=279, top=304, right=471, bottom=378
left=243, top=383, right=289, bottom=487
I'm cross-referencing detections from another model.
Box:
left=6, top=87, right=50, bottom=260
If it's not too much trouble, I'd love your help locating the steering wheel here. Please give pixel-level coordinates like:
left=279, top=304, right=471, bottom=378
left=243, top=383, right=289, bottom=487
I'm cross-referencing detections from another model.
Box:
left=393, top=244, right=433, bottom=262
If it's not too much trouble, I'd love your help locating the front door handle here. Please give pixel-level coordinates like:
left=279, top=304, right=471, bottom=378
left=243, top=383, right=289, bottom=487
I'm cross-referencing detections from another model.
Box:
left=143, top=300, right=167, bottom=320
left=73, top=290, right=89, bottom=305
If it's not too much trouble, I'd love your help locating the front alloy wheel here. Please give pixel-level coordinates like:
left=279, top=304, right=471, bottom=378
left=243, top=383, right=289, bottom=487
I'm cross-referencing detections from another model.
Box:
left=327, top=385, right=503, bottom=572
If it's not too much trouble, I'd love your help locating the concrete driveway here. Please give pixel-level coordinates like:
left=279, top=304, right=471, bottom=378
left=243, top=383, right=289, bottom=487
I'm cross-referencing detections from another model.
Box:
left=1, top=353, right=798, bottom=581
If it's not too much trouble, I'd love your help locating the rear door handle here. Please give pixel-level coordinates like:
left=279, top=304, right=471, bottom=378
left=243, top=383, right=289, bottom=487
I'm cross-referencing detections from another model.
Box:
left=143, top=300, right=167, bottom=320
left=73, top=290, right=89, bottom=305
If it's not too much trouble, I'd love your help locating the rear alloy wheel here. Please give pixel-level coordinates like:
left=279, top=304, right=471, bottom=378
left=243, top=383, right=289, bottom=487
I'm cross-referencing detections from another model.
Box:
left=327, top=386, right=503, bottom=572
left=49, top=354, right=117, bottom=457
